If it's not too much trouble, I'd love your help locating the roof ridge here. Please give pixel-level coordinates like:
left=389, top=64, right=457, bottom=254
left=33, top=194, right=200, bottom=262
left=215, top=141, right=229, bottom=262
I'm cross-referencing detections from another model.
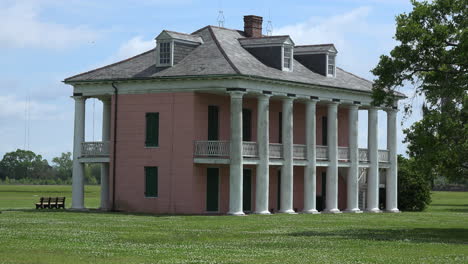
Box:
left=238, top=35, right=290, bottom=40
left=295, top=44, right=335, bottom=47
left=192, top=25, right=244, bottom=36
left=336, top=67, right=373, bottom=84
left=163, top=29, right=200, bottom=36
left=64, top=48, right=155, bottom=82
left=208, top=26, right=241, bottom=74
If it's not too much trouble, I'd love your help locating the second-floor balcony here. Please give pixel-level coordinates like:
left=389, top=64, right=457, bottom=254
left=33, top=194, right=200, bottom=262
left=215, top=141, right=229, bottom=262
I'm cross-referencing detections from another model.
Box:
left=81, top=141, right=110, bottom=157
left=193, top=140, right=390, bottom=163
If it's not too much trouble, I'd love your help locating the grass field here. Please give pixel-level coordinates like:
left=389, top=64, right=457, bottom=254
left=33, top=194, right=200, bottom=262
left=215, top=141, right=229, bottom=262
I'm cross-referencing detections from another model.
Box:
left=0, top=185, right=467, bottom=264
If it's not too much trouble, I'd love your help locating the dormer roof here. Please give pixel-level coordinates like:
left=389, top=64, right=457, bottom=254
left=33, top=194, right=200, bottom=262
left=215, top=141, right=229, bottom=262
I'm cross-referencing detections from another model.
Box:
left=156, top=30, right=203, bottom=44
left=238, top=35, right=294, bottom=48
left=295, top=44, right=337, bottom=55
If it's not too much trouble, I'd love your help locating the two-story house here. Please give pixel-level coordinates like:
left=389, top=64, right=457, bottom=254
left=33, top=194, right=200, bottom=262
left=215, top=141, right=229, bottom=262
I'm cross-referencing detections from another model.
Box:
left=64, top=15, right=402, bottom=215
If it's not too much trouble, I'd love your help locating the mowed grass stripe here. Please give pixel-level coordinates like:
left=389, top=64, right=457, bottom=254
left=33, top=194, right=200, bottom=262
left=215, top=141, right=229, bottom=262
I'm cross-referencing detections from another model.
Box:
left=0, top=185, right=467, bottom=263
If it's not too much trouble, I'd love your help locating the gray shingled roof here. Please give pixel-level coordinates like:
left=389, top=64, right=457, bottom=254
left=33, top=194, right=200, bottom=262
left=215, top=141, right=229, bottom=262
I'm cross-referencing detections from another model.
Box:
left=160, top=30, right=203, bottom=43
left=64, top=26, right=374, bottom=93
left=295, top=44, right=337, bottom=54
left=238, top=35, right=293, bottom=47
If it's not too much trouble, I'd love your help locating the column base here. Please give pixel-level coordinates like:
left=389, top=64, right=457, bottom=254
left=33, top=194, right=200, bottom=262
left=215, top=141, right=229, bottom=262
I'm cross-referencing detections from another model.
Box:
left=253, top=210, right=271, bottom=215
left=302, top=209, right=320, bottom=214
left=278, top=209, right=297, bottom=214
left=365, top=208, right=382, bottom=213
left=343, top=209, right=363, bottom=213
left=322, top=208, right=341, bottom=214
left=385, top=208, right=400, bottom=213
left=227, top=211, right=246, bottom=216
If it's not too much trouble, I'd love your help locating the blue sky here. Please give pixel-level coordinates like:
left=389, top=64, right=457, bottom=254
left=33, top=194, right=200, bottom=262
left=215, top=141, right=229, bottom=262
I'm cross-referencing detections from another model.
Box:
left=0, top=0, right=423, bottom=161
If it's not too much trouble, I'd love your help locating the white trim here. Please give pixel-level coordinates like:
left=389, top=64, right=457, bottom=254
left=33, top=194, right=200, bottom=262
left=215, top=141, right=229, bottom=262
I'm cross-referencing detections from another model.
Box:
left=156, top=40, right=174, bottom=67
left=282, top=45, right=293, bottom=72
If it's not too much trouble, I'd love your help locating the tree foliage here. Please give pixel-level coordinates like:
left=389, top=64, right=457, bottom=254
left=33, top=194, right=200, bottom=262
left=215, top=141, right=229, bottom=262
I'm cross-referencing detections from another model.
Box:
left=372, top=0, right=468, bottom=182
left=0, top=149, right=101, bottom=185
left=398, top=155, right=432, bottom=211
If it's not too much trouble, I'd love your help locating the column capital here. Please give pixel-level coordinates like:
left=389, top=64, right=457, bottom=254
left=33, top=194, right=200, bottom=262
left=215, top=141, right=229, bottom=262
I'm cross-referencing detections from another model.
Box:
left=257, top=93, right=272, bottom=100
left=72, top=96, right=87, bottom=102
left=228, top=91, right=245, bottom=99
left=97, top=96, right=112, bottom=104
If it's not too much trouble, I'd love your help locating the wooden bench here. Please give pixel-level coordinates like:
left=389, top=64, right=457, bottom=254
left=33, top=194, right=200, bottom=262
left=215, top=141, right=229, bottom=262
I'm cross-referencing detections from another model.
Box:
left=35, top=197, right=66, bottom=209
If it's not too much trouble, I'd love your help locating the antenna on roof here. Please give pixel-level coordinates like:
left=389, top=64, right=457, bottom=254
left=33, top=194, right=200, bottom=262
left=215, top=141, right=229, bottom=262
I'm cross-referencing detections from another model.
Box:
left=217, top=10, right=225, bottom=27
left=266, top=10, right=273, bottom=36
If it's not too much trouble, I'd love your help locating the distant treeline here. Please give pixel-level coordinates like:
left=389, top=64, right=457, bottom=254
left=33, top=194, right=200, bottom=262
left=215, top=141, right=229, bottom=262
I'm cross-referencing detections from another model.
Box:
left=0, top=149, right=101, bottom=185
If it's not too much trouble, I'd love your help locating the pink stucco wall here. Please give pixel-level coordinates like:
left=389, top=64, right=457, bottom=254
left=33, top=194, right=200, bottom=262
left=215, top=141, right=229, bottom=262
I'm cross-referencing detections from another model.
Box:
left=109, top=92, right=352, bottom=214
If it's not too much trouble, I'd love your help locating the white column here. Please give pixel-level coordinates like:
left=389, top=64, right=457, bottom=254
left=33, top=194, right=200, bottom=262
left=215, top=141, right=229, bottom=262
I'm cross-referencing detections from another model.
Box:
left=279, top=97, right=295, bottom=214
left=303, top=99, right=319, bottom=214
left=366, top=107, right=381, bottom=212
left=255, top=94, right=271, bottom=214
left=228, top=91, right=244, bottom=216
left=386, top=108, right=400, bottom=213
left=345, top=104, right=362, bottom=213
left=100, top=98, right=111, bottom=211
left=324, top=102, right=340, bottom=213
left=72, top=96, right=86, bottom=210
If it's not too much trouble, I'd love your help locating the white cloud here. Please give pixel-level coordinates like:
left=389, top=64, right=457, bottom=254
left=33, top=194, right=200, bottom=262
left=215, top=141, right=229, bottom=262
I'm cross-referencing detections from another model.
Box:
left=0, top=95, right=67, bottom=121
left=0, top=0, right=99, bottom=49
left=114, top=36, right=154, bottom=60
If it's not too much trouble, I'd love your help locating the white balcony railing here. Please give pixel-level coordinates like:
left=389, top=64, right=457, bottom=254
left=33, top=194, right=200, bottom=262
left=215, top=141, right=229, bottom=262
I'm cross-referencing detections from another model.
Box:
left=379, top=150, right=390, bottom=163
left=194, top=140, right=230, bottom=157
left=338, top=147, right=350, bottom=161
left=317, top=145, right=328, bottom=160
left=293, top=144, right=307, bottom=160
left=359, top=148, right=369, bottom=162
left=242, top=141, right=258, bottom=157
left=269, top=143, right=283, bottom=159
left=81, top=141, right=110, bottom=157
left=193, top=141, right=389, bottom=163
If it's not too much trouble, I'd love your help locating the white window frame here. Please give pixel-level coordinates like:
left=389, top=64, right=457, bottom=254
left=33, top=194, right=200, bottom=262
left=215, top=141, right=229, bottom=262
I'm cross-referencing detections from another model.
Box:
left=156, top=40, right=174, bottom=67
left=326, top=54, right=336, bottom=77
left=281, top=45, right=294, bottom=72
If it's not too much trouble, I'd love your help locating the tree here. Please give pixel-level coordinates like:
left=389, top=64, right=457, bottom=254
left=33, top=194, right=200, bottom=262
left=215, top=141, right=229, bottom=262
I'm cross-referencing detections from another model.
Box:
left=372, top=0, right=467, bottom=182
left=398, top=155, right=432, bottom=211
left=0, top=149, right=51, bottom=182
left=52, top=152, right=73, bottom=183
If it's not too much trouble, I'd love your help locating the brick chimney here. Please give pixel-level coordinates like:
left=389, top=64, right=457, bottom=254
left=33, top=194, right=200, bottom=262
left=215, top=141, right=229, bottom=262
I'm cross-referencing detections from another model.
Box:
left=244, top=15, right=263, bottom=38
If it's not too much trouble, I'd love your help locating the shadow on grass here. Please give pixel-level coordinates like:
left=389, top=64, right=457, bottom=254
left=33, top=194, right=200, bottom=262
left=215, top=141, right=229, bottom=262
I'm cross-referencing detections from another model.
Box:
left=290, top=228, right=468, bottom=245
left=0, top=208, right=223, bottom=218
left=430, top=204, right=468, bottom=207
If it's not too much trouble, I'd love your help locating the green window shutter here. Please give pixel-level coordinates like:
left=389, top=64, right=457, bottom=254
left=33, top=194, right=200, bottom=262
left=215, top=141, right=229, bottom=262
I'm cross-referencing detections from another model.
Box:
left=145, top=167, right=158, bottom=197
left=145, top=113, right=159, bottom=147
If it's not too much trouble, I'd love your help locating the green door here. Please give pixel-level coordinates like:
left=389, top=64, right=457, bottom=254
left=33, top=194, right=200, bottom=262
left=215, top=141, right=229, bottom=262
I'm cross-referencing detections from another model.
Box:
left=206, top=168, right=219, bottom=212
left=243, top=169, right=252, bottom=212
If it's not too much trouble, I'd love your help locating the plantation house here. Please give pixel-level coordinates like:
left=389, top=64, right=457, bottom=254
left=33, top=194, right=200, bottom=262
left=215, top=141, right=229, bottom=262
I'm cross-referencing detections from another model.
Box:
left=64, top=15, right=402, bottom=215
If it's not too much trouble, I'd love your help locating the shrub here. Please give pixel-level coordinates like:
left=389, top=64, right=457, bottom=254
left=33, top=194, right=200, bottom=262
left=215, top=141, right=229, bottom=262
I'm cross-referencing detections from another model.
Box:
left=398, top=155, right=432, bottom=211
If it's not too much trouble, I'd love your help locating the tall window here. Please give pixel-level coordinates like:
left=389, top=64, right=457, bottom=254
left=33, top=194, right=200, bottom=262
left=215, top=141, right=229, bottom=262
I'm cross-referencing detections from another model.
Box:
left=159, top=42, right=171, bottom=65
left=145, top=167, right=158, bottom=197
left=322, top=116, right=328, bottom=145
left=328, top=55, right=335, bottom=76
left=208, top=106, right=219, bottom=140
left=145, top=113, right=159, bottom=147
left=283, top=46, right=292, bottom=70
left=243, top=109, right=252, bottom=141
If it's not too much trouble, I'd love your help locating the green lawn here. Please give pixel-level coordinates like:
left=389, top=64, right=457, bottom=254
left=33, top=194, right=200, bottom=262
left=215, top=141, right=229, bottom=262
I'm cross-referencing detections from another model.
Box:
left=0, top=186, right=467, bottom=264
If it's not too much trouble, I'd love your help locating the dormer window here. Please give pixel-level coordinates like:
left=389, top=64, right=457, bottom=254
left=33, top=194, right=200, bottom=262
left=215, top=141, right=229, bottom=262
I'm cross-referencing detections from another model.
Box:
left=159, top=42, right=171, bottom=65
left=283, top=46, right=293, bottom=71
left=155, top=30, right=203, bottom=68
left=239, top=35, right=295, bottom=72
left=294, top=44, right=338, bottom=77
left=327, top=55, right=335, bottom=77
